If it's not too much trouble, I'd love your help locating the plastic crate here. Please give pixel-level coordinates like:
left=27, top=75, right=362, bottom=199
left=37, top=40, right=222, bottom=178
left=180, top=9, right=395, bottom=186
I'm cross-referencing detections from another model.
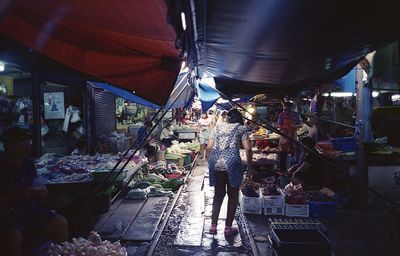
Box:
left=260, top=188, right=285, bottom=208
left=330, top=137, right=356, bottom=152
left=263, top=206, right=285, bottom=216
left=166, top=157, right=184, bottom=167
left=239, top=191, right=262, bottom=215
left=271, top=228, right=332, bottom=256
left=268, top=217, right=328, bottom=232
left=309, top=201, right=337, bottom=218
left=285, top=204, right=309, bottom=217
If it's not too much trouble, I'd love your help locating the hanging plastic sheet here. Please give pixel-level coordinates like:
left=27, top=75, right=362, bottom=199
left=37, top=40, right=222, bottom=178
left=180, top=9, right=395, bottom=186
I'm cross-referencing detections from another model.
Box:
left=91, top=82, right=160, bottom=109
left=335, top=68, right=356, bottom=93
left=0, top=0, right=181, bottom=106
left=198, top=82, right=221, bottom=113
left=164, top=72, right=195, bottom=109
left=189, top=0, right=400, bottom=95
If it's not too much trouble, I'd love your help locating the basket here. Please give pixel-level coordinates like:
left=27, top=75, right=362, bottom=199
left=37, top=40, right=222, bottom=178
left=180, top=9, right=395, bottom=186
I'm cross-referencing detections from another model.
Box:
left=183, top=153, right=192, bottom=166
left=330, top=137, right=356, bottom=152
left=309, top=201, right=337, bottom=218
left=285, top=203, right=309, bottom=217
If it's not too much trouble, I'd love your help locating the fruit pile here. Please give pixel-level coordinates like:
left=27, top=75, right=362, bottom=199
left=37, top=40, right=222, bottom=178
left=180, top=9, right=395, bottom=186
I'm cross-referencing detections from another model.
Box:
left=305, top=191, right=335, bottom=202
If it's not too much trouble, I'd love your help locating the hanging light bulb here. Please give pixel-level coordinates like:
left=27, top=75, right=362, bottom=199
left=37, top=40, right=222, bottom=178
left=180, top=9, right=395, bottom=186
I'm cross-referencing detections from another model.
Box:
left=372, top=91, right=379, bottom=98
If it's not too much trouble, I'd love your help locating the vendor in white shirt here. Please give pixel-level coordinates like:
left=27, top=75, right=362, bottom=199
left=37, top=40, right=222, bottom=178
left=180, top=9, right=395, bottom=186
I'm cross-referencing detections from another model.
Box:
left=160, top=124, right=174, bottom=147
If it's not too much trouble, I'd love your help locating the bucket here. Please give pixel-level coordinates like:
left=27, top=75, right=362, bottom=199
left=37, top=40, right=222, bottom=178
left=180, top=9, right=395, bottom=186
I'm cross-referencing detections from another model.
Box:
left=178, top=157, right=184, bottom=167
left=183, top=154, right=192, bottom=166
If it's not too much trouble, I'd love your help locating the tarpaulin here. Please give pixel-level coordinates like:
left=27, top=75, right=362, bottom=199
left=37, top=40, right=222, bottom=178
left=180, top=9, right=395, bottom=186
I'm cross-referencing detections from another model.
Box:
left=198, top=81, right=220, bottom=113
left=0, top=0, right=181, bottom=105
left=188, top=0, right=400, bottom=95
left=165, top=72, right=195, bottom=110
left=90, top=82, right=160, bottom=109
left=91, top=72, right=195, bottom=110
left=335, top=68, right=356, bottom=93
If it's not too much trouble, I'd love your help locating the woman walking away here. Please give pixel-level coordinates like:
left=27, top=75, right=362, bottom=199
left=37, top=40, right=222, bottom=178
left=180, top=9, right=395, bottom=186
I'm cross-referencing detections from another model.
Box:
left=206, top=109, right=253, bottom=236
left=198, top=112, right=213, bottom=158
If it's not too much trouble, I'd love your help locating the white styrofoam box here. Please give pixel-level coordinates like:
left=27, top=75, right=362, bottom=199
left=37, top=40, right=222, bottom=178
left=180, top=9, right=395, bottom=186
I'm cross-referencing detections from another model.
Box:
left=285, top=203, right=309, bottom=217
left=178, top=132, right=196, bottom=139
left=239, top=191, right=262, bottom=215
left=263, top=206, right=285, bottom=216
left=260, top=188, right=285, bottom=208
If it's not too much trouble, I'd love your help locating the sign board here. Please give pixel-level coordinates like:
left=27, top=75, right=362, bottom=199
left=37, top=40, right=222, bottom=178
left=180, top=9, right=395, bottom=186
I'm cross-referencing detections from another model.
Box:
left=44, top=92, right=65, bottom=119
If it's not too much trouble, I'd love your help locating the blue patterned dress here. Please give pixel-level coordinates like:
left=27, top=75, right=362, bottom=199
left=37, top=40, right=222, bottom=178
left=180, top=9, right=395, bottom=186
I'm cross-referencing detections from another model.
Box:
left=208, top=123, right=249, bottom=187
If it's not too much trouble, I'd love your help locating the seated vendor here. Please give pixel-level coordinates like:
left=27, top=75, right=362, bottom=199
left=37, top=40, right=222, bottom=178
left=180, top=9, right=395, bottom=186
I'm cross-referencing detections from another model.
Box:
left=159, top=124, right=175, bottom=147
left=289, top=136, right=325, bottom=191
left=137, top=120, right=153, bottom=147
left=71, top=139, right=86, bottom=156
left=0, top=127, right=68, bottom=256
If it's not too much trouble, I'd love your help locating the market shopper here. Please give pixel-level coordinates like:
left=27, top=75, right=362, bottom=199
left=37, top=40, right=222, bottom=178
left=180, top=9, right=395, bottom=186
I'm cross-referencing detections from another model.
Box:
left=0, top=127, right=68, bottom=256
left=277, top=101, right=301, bottom=174
left=206, top=109, right=253, bottom=236
left=198, top=112, right=213, bottom=158
left=216, top=110, right=228, bottom=125
left=290, top=136, right=326, bottom=191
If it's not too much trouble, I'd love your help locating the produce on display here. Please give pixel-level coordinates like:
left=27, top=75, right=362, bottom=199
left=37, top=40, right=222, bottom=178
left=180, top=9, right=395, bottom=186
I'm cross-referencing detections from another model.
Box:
left=126, top=158, right=187, bottom=200
left=284, top=183, right=307, bottom=205
left=305, top=191, right=335, bottom=202
left=46, top=231, right=127, bottom=256
left=35, top=153, right=144, bottom=184
left=240, top=150, right=278, bottom=166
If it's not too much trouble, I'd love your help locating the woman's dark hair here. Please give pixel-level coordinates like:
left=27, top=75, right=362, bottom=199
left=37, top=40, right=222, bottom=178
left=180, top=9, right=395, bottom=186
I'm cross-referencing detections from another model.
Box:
left=227, top=109, right=244, bottom=125
left=282, top=101, right=293, bottom=108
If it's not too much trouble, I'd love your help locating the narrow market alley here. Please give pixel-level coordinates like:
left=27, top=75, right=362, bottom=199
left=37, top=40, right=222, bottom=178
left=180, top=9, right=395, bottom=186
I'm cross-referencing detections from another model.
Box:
left=152, top=158, right=252, bottom=256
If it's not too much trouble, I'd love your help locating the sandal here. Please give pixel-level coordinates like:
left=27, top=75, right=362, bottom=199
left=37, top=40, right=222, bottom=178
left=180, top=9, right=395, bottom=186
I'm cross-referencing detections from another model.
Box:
left=209, top=224, right=217, bottom=235
left=224, top=226, right=238, bottom=236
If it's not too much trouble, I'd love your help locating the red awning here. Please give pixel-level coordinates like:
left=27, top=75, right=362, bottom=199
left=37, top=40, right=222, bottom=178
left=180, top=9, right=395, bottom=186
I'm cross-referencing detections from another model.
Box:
left=0, top=0, right=180, bottom=105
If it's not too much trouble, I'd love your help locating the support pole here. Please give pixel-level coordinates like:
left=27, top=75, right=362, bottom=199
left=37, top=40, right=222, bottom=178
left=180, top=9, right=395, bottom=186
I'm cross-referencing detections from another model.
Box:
left=355, top=64, right=372, bottom=207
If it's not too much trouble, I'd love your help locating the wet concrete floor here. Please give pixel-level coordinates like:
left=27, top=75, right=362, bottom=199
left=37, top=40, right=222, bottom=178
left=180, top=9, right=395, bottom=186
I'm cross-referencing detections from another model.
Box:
left=153, top=158, right=252, bottom=256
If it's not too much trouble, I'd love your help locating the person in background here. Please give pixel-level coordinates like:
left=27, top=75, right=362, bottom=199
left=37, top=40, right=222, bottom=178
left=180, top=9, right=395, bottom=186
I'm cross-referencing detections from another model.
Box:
left=208, top=109, right=218, bottom=124
left=206, top=109, right=253, bottom=236
left=216, top=110, right=228, bottom=125
left=179, top=112, right=190, bottom=125
left=159, top=124, right=175, bottom=147
left=136, top=120, right=153, bottom=147
left=277, top=101, right=301, bottom=175
left=290, top=136, right=326, bottom=191
left=71, top=139, right=86, bottom=155
left=198, top=112, right=213, bottom=158
left=191, top=112, right=198, bottom=122
left=0, top=127, right=68, bottom=256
